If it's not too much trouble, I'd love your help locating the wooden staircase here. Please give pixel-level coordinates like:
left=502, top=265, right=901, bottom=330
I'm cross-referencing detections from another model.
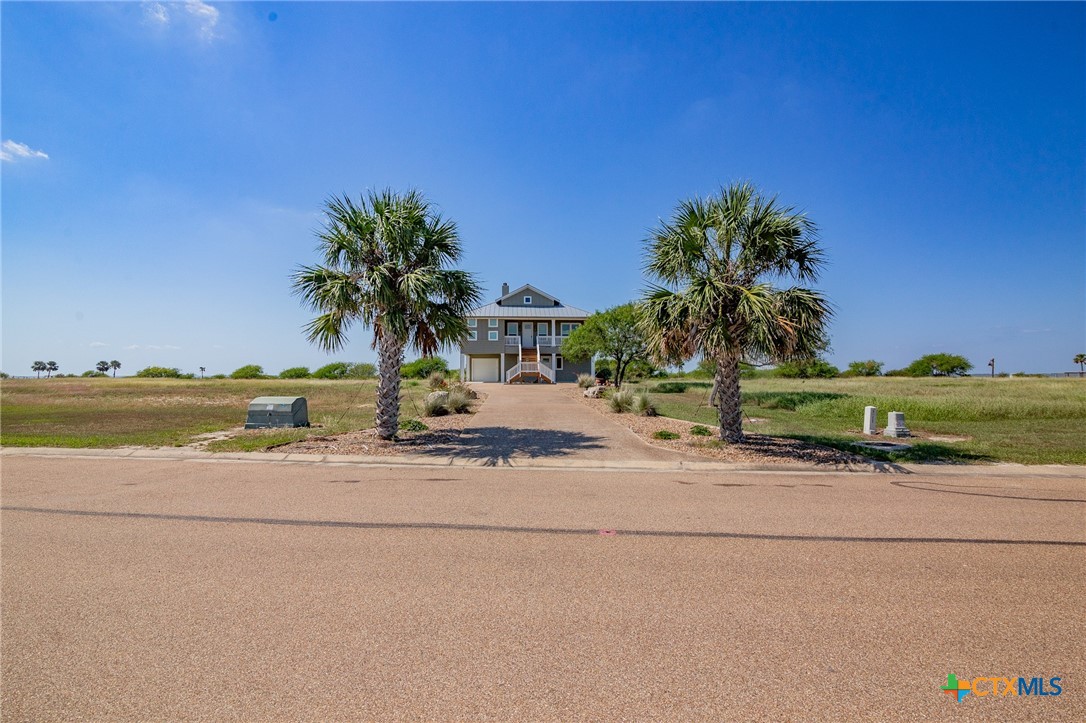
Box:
left=507, top=347, right=554, bottom=384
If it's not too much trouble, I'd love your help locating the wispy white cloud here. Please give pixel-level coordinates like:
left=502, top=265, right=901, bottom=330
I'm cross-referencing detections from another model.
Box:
left=142, top=0, right=220, bottom=40
left=1, top=140, right=49, bottom=163
left=126, top=343, right=183, bottom=351
left=89, top=341, right=109, bottom=348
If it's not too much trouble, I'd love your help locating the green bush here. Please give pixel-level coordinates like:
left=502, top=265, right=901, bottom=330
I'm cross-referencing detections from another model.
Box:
left=845, top=360, right=883, bottom=377
left=279, top=366, right=311, bottom=379
left=774, top=358, right=840, bottom=379
left=690, top=425, right=713, bottom=436
left=398, top=418, right=429, bottom=432
left=901, top=353, right=973, bottom=377
left=402, top=357, right=449, bottom=379
left=653, top=430, right=680, bottom=440
left=135, top=366, right=183, bottom=378
left=312, top=362, right=351, bottom=379
left=81, top=370, right=108, bottom=377
left=576, top=373, right=595, bottom=389
left=0, top=372, right=9, bottom=379
left=230, top=364, right=265, bottom=379
left=209, top=374, right=227, bottom=379
left=631, top=392, right=657, bottom=416
left=346, top=362, right=377, bottom=379
left=608, top=389, right=635, bottom=413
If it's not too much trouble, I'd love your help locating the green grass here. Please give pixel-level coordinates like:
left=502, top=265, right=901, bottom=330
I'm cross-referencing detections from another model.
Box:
left=0, top=378, right=435, bottom=451
left=639, top=376, right=1086, bottom=465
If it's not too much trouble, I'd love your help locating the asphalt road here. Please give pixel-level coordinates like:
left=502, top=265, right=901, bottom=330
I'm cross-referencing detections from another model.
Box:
left=2, top=454, right=1084, bottom=721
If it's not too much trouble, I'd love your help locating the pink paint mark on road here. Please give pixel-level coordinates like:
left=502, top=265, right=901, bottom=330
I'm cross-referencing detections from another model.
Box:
left=598, top=529, right=617, bottom=536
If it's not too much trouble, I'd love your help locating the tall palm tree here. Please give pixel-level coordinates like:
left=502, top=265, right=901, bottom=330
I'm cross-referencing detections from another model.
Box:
left=293, top=189, right=481, bottom=439
left=31, top=361, right=46, bottom=379
left=45, top=361, right=59, bottom=378
left=109, top=360, right=121, bottom=378
left=199, top=366, right=206, bottom=379
left=641, top=182, right=833, bottom=442
left=1074, top=353, right=1086, bottom=376
left=96, top=361, right=110, bottom=374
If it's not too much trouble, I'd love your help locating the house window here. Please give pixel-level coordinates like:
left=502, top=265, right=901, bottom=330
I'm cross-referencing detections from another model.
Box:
left=467, top=318, right=477, bottom=328
left=506, top=321, right=518, bottom=335
left=524, top=295, right=532, bottom=304
left=488, top=331, right=499, bottom=341
left=468, top=330, right=477, bottom=341
left=488, top=318, right=498, bottom=328
left=556, top=356, right=564, bottom=370
left=537, top=322, right=548, bottom=334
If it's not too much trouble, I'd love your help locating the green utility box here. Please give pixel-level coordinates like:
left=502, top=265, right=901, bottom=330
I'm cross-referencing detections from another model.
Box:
left=244, top=396, right=309, bottom=429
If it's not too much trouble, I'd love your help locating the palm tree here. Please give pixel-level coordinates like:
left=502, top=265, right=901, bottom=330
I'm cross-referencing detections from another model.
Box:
left=1075, top=353, right=1086, bottom=376
left=45, top=361, right=59, bottom=378
left=31, top=361, right=46, bottom=379
left=109, top=360, right=121, bottom=378
left=96, top=361, right=110, bottom=374
left=641, top=182, right=832, bottom=442
left=199, top=366, right=206, bottom=379
left=292, top=189, right=482, bottom=439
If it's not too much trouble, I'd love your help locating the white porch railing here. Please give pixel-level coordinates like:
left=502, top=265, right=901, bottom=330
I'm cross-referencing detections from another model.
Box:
left=505, top=363, right=520, bottom=382
left=537, top=335, right=560, bottom=348
left=504, top=335, right=520, bottom=346
left=538, top=360, right=554, bottom=382
left=504, top=360, right=554, bottom=383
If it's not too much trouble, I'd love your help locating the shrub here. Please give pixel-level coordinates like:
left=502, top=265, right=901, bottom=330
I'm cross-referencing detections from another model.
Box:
left=0, top=372, right=8, bottom=379
left=209, top=374, right=227, bottom=379
left=446, top=388, right=473, bottom=414
left=279, top=366, right=311, bottom=379
left=845, top=360, right=883, bottom=377
left=902, top=353, right=972, bottom=377
left=655, top=381, right=688, bottom=393
left=428, top=371, right=447, bottom=390
left=690, top=425, right=713, bottom=436
left=312, top=362, right=351, bottom=379
left=402, top=357, right=448, bottom=379
left=576, top=373, right=595, bottom=389
left=774, top=358, right=840, bottom=379
left=81, top=370, right=108, bottom=377
left=653, top=430, right=680, bottom=440
left=423, top=395, right=449, bottom=417
left=608, top=389, right=635, bottom=413
left=346, top=362, right=377, bottom=379
left=135, top=366, right=183, bottom=378
left=631, top=392, right=657, bottom=416
left=398, top=418, right=429, bottom=432
left=595, top=367, right=612, bottom=382
left=230, top=364, right=265, bottom=379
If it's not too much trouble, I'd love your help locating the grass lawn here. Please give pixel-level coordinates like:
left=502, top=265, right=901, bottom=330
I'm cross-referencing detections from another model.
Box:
left=0, top=378, right=437, bottom=452
left=634, top=376, right=1086, bottom=465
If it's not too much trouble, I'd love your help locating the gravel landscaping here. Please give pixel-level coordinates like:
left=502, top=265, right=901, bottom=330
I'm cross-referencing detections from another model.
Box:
left=567, top=386, right=869, bottom=467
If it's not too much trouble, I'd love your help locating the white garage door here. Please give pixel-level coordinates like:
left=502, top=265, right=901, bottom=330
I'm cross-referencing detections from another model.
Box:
left=471, top=358, right=500, bottom=383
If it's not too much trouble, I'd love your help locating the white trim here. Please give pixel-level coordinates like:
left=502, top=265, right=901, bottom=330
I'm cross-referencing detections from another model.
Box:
left=488, top=330, right=499, bottom=341
left=524, top=295, right=532, bottom=304
left=488, top=318, right=498, bottom=328
left=556, top=355, right=564, bottom=371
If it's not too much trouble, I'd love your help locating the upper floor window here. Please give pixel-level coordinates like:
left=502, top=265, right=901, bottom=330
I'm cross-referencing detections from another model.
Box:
left=523, top=295, right=532, bottom=304
left=488, top=330, right=499, bottom=341
left=467, top=330, right=477, bottom=341
left=467, top=318, right=477, bottom=328
left=488, top=318, right=498, bottom=328
left=506, top=321, right=518, bottom=335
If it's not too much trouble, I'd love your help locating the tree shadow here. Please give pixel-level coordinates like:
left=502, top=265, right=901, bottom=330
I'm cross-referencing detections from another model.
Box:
left=413, top=426, right=608, bottom=466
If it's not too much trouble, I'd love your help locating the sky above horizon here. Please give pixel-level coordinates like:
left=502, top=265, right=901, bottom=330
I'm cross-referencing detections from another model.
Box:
left=3, top=1, right=1084, bottom=377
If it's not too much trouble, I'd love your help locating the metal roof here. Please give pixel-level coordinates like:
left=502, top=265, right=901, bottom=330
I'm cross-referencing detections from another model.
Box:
left=467, top=302, right=590, bottom=319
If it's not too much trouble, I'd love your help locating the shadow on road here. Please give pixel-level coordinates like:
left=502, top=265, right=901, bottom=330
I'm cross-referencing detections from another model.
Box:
left=412, top=426, right=607, bottom=466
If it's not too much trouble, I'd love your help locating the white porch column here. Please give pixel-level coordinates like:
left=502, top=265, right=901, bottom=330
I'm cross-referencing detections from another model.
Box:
left=551, top=353, right=556, bottom=381
left=501, top=352, right=506, bottom=383
left=590, top=355, right=596, bottom=377
left=552, top=318, right=557, bottom=347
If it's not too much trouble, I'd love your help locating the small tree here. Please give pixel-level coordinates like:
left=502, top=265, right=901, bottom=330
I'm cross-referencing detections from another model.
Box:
left=401, top=357, right=449, bottom=379
left=230, top=364, right=265, bottom=379
left=31, top=361, right=47, bottom=378
left=775, top=358, right=839, bottom=378
left=96, top=361, right=111, bottom=374
left=846, top=360, right=883, bottom=377
left=903, top=353, right=972, bottom=377
left=46, top=361, right=59, bottom=378
left=562, top=303, right=651, bottom=388
left=279, top=366, right=311, bottom=379
left=109, top=360, right=121, bottom=378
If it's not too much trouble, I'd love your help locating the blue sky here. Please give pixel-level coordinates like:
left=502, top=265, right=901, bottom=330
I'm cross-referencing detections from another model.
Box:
left=3, top=1, right=1083, bottom=376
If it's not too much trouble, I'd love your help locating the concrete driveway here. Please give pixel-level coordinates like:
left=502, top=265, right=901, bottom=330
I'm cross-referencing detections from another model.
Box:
left=419, top=383, right=690, bottom=465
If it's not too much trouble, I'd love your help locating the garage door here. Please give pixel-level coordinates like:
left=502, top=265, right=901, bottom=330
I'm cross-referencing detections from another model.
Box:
left=471, top=358, right=500, bottom=382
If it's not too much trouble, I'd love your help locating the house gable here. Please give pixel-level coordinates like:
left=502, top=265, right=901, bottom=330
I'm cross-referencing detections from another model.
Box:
left=497, top=284, right=558, bottom=308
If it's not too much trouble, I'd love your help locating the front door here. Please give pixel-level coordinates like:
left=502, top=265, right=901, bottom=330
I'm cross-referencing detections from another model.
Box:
left=521, top=321, right=534, bottom=348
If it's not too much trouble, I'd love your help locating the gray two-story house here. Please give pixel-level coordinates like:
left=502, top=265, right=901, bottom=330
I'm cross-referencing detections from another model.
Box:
left=459, top=283, right=593, bottom=383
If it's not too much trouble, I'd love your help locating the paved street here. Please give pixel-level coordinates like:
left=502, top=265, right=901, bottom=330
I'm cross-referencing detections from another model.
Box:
left=2, top=453, right=1084, bottom=720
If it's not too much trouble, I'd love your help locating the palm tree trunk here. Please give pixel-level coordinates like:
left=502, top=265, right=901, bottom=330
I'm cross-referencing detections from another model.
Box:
left=375, top=336, right=406, bottom=440
left=714, top=355, right=743, bottom=443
